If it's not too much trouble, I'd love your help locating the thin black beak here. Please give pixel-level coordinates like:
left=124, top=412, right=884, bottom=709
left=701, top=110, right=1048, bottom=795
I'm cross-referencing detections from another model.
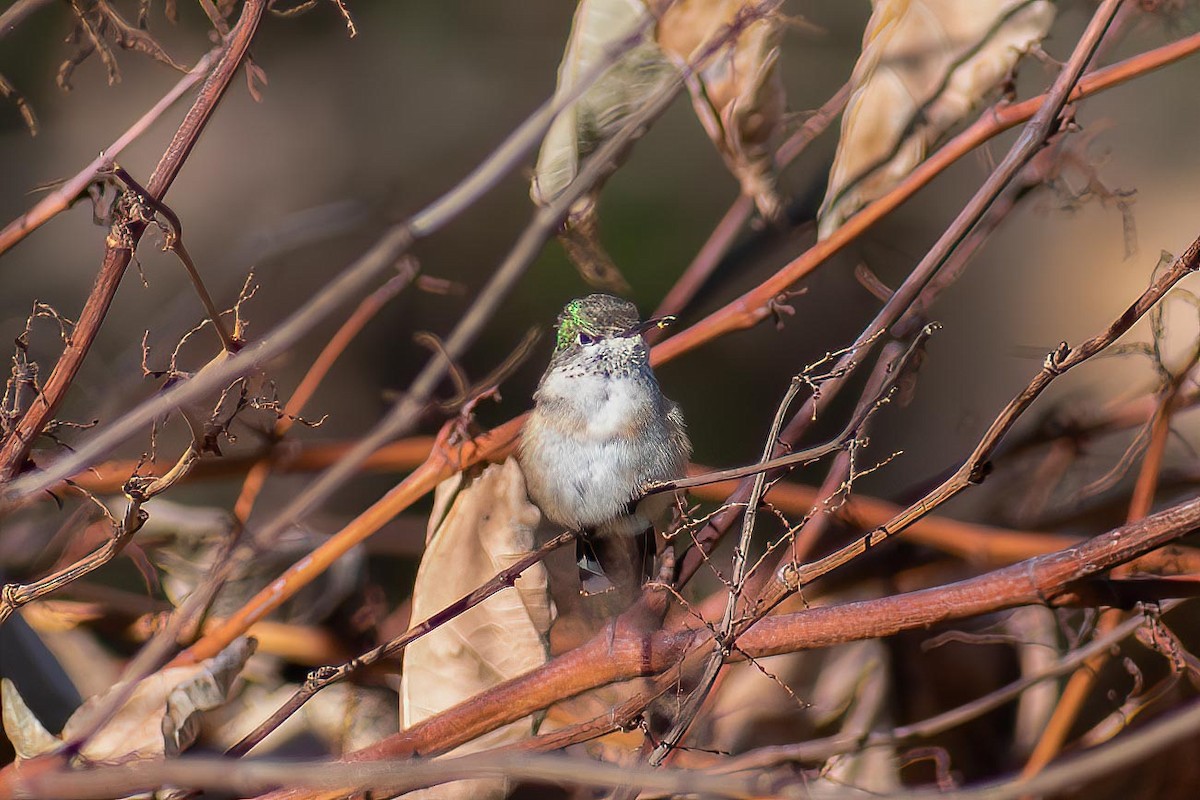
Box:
left=622, top=315, right=676, bottom=338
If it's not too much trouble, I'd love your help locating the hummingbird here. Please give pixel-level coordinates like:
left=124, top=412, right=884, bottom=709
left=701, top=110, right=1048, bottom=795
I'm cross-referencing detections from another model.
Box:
left=519, top=294, right=691, bottom=595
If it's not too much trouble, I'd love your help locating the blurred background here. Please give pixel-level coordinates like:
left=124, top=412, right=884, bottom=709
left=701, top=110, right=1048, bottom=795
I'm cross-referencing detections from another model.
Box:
left=3, top=0, right=1200, bottom=792
left=2, top=2, right=1199, bottom=524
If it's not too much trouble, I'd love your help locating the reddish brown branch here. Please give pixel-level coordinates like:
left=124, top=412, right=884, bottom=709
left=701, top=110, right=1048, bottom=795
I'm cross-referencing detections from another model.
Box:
left=335, top=488, right=1200, bottom=773
left=232, top=264, right=418, bottom=526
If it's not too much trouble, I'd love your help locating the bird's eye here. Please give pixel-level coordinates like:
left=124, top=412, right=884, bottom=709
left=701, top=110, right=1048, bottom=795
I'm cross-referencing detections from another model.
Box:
left=577, top=332, right=596, bottom=346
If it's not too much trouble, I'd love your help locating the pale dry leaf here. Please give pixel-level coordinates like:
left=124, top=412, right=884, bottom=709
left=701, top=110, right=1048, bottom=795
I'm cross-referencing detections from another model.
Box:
left=818, top=0, right=1055, bottom=238
left=532, top=0, right=679, bottom=292
left=810, top=639, right=899, bottom=794
left=135, top=498, right=364, bottom=624
left=400, top=458, right=552, bottom=800
left=1006, top=605, right=1060, bottom=755
left=1, top=679, right=61, bottom=760
left=658, top=0, right=787, bottom=220
left=206, top=681, right=397, bottom=756
left=1, top=637, right=255, bottom=764
left=702, top=652, right=817, bottom=754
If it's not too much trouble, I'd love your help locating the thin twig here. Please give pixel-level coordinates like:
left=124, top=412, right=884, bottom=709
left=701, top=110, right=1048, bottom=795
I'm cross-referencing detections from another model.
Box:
left=776, top=234, right=1200, bottom=600
left=773, top=339, right=910, bottom=570
left=0, top=48, right=222, bottom=256
left=0, top=443, right=196, bottom=626
left=233, top=262, right=419, bottom=527
left=110, top=165, right=237, bottom=352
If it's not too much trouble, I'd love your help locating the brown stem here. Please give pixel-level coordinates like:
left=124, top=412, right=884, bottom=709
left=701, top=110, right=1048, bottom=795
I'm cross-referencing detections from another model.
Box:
left=110, top=166, right=237, bottom=352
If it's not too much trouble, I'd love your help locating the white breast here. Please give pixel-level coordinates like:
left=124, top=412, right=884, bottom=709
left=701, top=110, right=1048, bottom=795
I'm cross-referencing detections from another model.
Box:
left=537, top=368, right=646, bottom=439
left=522, top=366, right=666, bottom=534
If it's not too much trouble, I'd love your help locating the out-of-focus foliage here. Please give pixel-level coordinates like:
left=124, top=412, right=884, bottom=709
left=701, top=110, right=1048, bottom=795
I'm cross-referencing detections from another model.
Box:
left=533, top=0, right=789, bottom=291
left=532, top=0, right=675, bottom=292
left=818, top=0, right=1055, bottom=238
left=133, top=498, right=364, bottom=625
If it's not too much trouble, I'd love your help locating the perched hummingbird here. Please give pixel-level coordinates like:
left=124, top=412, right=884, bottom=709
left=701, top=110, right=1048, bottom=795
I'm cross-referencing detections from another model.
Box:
left=519, top=294, right=691, bottom=595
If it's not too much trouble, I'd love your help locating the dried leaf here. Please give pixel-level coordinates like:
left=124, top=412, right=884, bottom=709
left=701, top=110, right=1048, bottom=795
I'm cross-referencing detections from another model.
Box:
left=810, top=639, right=899, bottom=793
left=135, top=499, right=364, bottom=625
left=58, top=0, right=187, bottom=91
left=658, top=0, right=787, bottom=220
left=818, top=0, right=1055, bottom=238
left=401, top=458, right=552, bottom=800
left=532, top=0, right=679, bottom=292
left=1, top=679, right=61, bottom=760
left=1, top=637, right=255, bottom=764
left=1005, top=605, right=1060, bottom=755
